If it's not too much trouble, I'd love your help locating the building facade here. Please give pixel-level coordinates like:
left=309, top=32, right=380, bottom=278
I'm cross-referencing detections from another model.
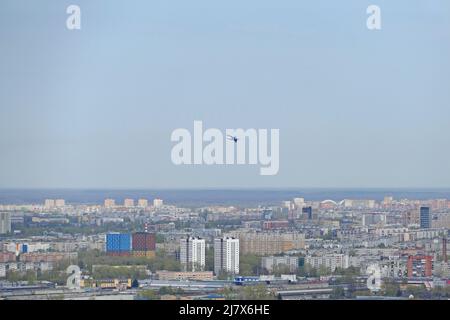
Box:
left=305, top=254, right=356, bottom=271
left=261, top=256, right=299, bottom=273
left=104, top=199, right=116, bottom=208
left=214, top=237, right=239, bottom=275
left=180, top=237, right=205, bottom=272
left=106, top=233, right=132, bottom=255
left=156, top=270, right=214, bottom=281
left=137, top=199, right=148, bottom=208
left=420, top=206, right=431, bottom=229
left=153, top=198, right=164, bottom=208
left=407, top=255, right=433, bottom=277
left=229, top=231, right=305, bottom=255
left=0, top=212, right=11, bottom=234
left=124, top=199, right=134, bottom=207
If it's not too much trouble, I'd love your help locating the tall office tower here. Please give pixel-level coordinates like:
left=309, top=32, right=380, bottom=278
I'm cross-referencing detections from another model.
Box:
left=180, top=237, right=205, bottom=272
left=302, top=206, right=313, bottom=220
left=44, top=199, right=55, bottom=209
left=0, top=212, right=11, bottom=234
left=55, top=199, right=65, bottom=207
left=124, top=198, right=134, bottom=207
left=420, top=206, right=431, bottom=229
left=153, top=198, right=163, bottom=208
left=138, top=199, right=148, bottom=208
left=214, top=237, right=239, bottom=275
left=104, top=199, right=116, bottom=208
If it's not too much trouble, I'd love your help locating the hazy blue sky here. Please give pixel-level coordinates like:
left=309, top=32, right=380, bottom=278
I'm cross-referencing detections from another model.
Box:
left=0, top=0, right=449, bottom=188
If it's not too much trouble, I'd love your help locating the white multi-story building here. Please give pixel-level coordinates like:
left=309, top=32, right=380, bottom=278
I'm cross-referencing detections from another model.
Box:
left=44, top=199, right=55, bottom=209
left=104, top=199, right=116, bottom=208
left=343, top=199, right=376, bottom=209
left=138, top=199, right=148, bottom=208
left=123, top=199, right=134, bottom=207
left=55, top=199, right=65, bottom=207
left=0, top=264, right=6, bottom=278
left=0, top=212, right=11, bottom=234
left=153, top=198, right=164, bottom=208
left=281, top=201, right=292, bottom=209
left=214, top=237, right=239, bottom=275
left=305, top=254, right=358, bottom=271
left=0, top=261, right=54, bottom=278
left=374, top=227, right=408, bottom=237
left=180, top=237, right=205, bottom=272
left=261, top=256, right=298, bottom=273
left=293, top=198, right=305, bottom=208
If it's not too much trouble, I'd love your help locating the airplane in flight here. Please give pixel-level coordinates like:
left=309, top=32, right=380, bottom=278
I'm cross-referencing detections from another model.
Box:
left=227, top=135, right=239, bottom=143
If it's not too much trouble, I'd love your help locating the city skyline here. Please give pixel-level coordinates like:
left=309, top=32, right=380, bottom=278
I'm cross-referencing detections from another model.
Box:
left=1, top=189, right=450, bottom=301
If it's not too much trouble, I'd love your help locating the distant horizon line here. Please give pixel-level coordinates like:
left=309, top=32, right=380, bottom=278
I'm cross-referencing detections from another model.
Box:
left=1, top=187, right=450, bottom=191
